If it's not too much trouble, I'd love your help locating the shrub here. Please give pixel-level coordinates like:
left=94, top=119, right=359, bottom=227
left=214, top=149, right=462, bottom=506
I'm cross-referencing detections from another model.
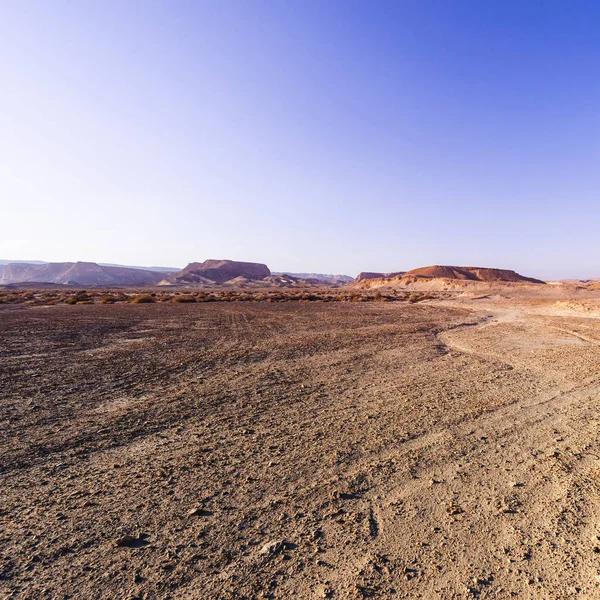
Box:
left=172, top=295, right=196, bottom=303
left=197, top=294, right=216, bottom=302
left=65, top=297, right=78, bottom=305
left=131, top=294, right=155, bottom=303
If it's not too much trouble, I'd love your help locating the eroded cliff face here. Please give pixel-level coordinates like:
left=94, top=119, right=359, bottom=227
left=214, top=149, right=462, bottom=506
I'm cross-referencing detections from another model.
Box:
left=355, top=271, right=405, bottom=282
left=404, top=265, right=545, bottom=284
left=171, top=259, right=271, bottom=285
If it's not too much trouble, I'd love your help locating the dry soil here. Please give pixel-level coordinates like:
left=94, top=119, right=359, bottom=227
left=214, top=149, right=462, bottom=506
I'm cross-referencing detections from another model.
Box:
left=2, top=294, right=600, bottom=599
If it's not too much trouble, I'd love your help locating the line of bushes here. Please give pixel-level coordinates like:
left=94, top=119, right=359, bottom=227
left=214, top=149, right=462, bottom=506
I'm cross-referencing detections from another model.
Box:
left=0, top=289, right=441, bottom=306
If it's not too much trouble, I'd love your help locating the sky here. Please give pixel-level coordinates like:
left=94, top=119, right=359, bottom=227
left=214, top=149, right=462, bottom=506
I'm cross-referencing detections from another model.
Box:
left=1, top=1, right=599, bottom=278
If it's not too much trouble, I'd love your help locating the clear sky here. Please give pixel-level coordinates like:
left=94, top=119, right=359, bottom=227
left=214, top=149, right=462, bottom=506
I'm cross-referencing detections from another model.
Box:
left=1, top=1, right=599, bottom=278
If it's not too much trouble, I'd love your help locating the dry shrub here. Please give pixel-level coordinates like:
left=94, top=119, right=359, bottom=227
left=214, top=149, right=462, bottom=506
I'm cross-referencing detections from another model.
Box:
left=68, top=291, right=92, bottom=304
left=197, top=294, right=215, bottom=302
left=131, top=294, right=155, bottom=304
left=172, top=295, right=196, bottom=303
left=341, top=291, right=362, bottom=302
left=1, top=286, right=407, bottom=306
left=408, top=293, right=436, bottom=303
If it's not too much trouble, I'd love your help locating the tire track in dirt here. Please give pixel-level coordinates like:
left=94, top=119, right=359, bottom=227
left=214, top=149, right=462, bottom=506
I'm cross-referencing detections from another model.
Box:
left=301, top=305, right=600, bottom=598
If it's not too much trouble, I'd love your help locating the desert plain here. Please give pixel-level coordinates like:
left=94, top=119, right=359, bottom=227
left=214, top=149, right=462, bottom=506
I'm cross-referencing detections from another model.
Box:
left=2, top=284, right=600, bottom=599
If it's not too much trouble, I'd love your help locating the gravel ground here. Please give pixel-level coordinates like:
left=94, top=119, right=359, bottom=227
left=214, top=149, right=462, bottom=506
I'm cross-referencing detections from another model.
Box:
left=2, top=297, right=600, bottom=599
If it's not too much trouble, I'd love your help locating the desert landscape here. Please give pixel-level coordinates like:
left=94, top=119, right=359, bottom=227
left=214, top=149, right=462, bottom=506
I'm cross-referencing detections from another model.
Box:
left=5, top=1, right=600, bottom=597
left=3, top=264, right=600, bottom=599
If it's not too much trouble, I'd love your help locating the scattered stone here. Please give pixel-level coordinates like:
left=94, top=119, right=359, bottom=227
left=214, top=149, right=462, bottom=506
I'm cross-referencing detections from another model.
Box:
left=115, top=534, right=148, bottom=548
left=259, top=540, right=285, bottom=556
left=447, top=502, right=463, bottom=515
left=187, top=507, right=212, bottom=518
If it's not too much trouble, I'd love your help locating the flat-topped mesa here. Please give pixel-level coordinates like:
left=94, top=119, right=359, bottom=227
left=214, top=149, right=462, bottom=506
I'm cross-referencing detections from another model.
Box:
left=172, top=259, right=271, bottom=285
left=405, top=265, right=545, bottom=284
left=355, top=271, right=405, bottom=282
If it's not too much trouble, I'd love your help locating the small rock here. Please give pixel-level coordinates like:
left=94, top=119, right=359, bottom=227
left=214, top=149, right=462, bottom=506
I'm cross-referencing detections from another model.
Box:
left=115, top=533, right=149, bottom=548
left=115, top=535, right=139, bottom=548
left=187, top=507, right=211, bottom=518
left=447, top=502, right=463, bottom=515
left=259, top=539, right=285, bottom=556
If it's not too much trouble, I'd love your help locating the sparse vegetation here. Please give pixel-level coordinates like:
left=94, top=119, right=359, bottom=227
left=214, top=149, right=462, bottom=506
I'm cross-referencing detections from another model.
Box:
left=0, top=287, right=443, bottom=306
left=171, top=294, right=197, bottom=303
left=131, top=294, right=155, bottom=303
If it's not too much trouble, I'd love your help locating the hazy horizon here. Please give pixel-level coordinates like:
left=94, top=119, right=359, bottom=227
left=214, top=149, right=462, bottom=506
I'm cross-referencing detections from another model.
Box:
left=2, top=256, right=599, bottom=281
left=3, top=1, right=600, bottom=279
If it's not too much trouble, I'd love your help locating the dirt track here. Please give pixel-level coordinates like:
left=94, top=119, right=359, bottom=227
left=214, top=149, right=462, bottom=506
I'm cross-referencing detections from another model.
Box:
left=2, top=297, right=600, bottom=599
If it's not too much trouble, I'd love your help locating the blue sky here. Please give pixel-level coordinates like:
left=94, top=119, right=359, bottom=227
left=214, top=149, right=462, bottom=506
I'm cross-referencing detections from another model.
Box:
left=1, top=1, right=599, bottom=278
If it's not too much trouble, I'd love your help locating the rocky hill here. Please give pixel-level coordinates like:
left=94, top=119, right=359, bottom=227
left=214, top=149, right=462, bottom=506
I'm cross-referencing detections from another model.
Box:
left=274, top=272, right=353, bottom=285
left=404, top=265, right=545, bottom=284
left=355, top=265, right=546, bottom=289
left=0, top=262, right=165, bottom=286
left=355, top=271, right=405, bottom=282
left=170, top=260, right=271, bottom=286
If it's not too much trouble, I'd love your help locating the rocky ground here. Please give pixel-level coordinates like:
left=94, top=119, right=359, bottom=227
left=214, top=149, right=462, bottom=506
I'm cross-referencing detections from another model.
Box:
left=2, top=293, right=600, bottom=599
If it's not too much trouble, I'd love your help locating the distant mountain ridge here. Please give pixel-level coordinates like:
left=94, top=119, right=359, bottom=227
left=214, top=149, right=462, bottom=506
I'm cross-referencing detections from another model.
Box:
left=0, top=262, right=166, bottom=286
left=356, top=271, right=405, bottom=282
left=0, top=259, right=547, bottom=288
left=0, top=259, right=179, bottom=271
left=273, top=272, right=353, bottom=284
left=98, top=263, right=180, bottom=272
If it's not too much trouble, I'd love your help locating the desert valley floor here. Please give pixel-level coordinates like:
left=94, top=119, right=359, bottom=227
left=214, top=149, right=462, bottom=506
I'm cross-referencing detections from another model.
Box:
left=2, top=291, right=600, bottom=599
